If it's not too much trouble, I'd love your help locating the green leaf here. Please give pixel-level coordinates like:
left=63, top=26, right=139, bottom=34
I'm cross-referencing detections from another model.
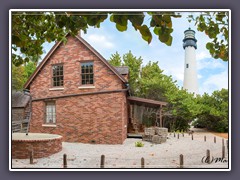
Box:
left=206, top=42, right=213, bottom=50
left=128, top=15, right=144, bottom=27
left=116, top=23, right=127, bottom=32
left=110, top=15, right=114, bottom=22
left=87, top=16, right=99, bottom=26
left=158, top=28, right=170, bottom=43
left=150, top=18, right=156, bottom=27
left=112, top=15, right=128, bottom=26
left=153, top=27, right=160, bottom=35
left=152, top=15, right=162, bottom=26
left=139, top=25, right=152, bottom=44
left=12, top=35, right=21, bottom=45
left=162, top=15, right=171, bottom=23
left=165, top=35, right=173, bottom=46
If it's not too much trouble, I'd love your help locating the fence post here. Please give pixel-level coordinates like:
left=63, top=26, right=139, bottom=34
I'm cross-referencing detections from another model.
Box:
left=204, top=136, right=206, bottom=142
left=206, top=149, right=210, bottom=164
left=63, top=154, right=67, bottom=168
left=29, top=150, right=34, bottom=164
left=180, top=154, right=184, bottom=168
left=141, top=157, right=145, bottom=168
left=100, top=155, right=105, bottom=168
left=177, top=133, right=179, bottom=139
left=222, top=138, right=224, bottom=146
left=174, top=132, right=175, bottom=137
left=192, top=134, right=193, bottom=140
left=214, top=136, right=216, bottom=143
left=222, top=145, right=225, bottom=159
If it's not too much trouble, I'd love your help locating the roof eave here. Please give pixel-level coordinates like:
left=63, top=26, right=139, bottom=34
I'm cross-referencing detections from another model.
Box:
left=23, top=40, right=62, bottom=89
left=75, top=35, right=128, bottom=83
left=24, top=34, right=128, bottom=89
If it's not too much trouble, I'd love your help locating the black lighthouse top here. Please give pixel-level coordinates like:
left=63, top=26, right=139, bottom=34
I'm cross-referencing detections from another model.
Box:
left=183, top=28, right=197, bottom=49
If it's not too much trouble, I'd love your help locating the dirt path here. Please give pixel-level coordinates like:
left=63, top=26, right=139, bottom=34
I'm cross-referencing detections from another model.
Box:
left=189, top=127, right=228, bottom=139
left=210, top=132, right=228, bottom=139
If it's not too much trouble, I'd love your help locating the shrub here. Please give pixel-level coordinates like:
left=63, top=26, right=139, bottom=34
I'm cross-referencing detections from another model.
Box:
left=135, top=141, right=144, bottom=147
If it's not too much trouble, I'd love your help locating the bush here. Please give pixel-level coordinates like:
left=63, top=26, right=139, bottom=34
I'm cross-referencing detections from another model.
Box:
left=135, top=141, right=144, bottom=147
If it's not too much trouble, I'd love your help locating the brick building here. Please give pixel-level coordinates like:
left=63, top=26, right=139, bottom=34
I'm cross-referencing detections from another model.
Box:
left=24, top=34, right=129, bottom=144
left=24, top=34, right=167, bottom=144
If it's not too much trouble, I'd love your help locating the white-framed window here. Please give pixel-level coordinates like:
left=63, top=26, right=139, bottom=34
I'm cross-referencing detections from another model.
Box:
left=45, top=101, right=56, bottom=124
left=52, top=64, right=64, bottom=87
left=80, top=61, right=94, bottom=85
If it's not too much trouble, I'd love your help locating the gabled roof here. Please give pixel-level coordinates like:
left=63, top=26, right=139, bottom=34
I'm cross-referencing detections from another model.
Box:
left=12, top=91, right=30, bottom=108
left=24, top=34, right=127, bottom=89
left=115, top=66, right=129, bottom=75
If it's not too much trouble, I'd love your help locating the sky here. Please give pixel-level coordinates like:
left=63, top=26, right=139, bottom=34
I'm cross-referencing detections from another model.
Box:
left=42, top=11, right=229, bottom=95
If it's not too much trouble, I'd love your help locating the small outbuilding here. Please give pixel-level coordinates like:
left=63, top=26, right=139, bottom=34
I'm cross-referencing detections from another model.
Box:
left=11, top=91, right=31, bottom=132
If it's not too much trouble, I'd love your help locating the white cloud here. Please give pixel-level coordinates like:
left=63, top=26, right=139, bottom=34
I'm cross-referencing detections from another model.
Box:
left=85, top=34, right=115, bottom=50
left=196, top=51, right=211, bottom=61
left=199, top=70, right=228, bottom=95
left=198, top=74, right=203, bottom=79
left=197, top=58, right=226, bottom=70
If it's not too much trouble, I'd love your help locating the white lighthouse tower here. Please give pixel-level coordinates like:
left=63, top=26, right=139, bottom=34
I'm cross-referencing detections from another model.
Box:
left=183, top=28, right=199, bottom=95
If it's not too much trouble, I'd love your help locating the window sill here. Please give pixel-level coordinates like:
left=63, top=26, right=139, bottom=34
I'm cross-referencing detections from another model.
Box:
left=49, top=87, right=64, bottom=91
left=42, top=124, right=57, bottom=128
left=78, top=86, right=95, bottom=89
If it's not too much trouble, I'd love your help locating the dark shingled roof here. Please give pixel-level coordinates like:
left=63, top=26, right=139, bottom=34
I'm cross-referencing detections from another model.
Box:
left=12, top=91, right=30, bottom=108
left=114, top=66, right=129, bottom=75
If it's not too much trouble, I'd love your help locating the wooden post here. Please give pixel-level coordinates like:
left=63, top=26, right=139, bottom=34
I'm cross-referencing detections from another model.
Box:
left=206, top=149, right=210, bottom=164
left=63, top=154, right=67, bottom=168
left=214, top=136, right=216, bottom=143
left=222, top=145, right=225, bottom=159
left=159, top=105, right=163, bottom=127
left=100, top=155, right=105, bottom=168
left=222, top=138, right=224, bottom=146
left=192, top=134, right=193, bottom=140
left=174, top=132, right=175, bottom=137
left=29, top=150, right=34, bottom=164
left=180, top=154, right=184, bottom=168
left=141, top=157, right=145, bottom=168
left=177, top=133, right=179, bottom=139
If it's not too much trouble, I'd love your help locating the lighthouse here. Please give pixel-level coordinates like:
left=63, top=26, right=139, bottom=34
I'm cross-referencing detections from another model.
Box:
left=183, top=28, right=199, bottom=95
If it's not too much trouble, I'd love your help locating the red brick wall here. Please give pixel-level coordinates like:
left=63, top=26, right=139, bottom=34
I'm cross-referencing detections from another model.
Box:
left=28, top=36, right=129, bottom=144
left=30, top=92, right=127, bottom=144
left=12, top=137, right=62, bottom=159
left=30, top=36, right=125, bottom=99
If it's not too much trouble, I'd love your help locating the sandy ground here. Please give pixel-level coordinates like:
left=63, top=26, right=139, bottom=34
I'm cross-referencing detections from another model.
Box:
left=11, top=130, right=229, bottom=169
left=209, top=132, right=228, bottom=139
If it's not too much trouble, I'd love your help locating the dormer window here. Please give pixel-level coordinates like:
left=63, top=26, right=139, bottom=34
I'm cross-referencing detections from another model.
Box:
left=52, top=64, right=64, bottom=87
left=80, top=62, right=94, bottom=85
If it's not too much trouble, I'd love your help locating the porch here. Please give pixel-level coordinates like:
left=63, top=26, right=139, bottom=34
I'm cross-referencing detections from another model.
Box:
left=127, top=96, right=168, bottom=136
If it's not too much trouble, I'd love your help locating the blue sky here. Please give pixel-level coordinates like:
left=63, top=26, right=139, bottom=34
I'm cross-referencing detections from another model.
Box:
left=42, top=12, right=229, bottom=95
